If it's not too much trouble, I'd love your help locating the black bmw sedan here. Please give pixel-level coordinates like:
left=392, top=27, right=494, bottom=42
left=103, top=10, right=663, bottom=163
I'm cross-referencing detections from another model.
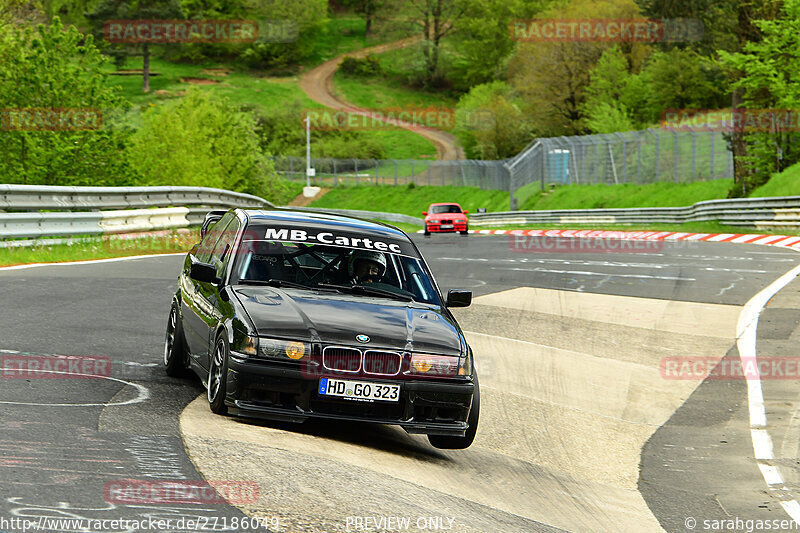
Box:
left=164, top=208, right=479, bottom=449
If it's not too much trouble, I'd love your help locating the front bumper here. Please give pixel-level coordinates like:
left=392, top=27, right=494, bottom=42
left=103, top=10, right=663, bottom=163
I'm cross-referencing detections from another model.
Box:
left=426, top=221, right=468, bottom=233
left=226, top=356, right=475, bottom=436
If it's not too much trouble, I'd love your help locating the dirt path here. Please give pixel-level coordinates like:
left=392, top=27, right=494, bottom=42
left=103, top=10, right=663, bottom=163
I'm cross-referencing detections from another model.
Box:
left=299, top=36, right=464, bottom=161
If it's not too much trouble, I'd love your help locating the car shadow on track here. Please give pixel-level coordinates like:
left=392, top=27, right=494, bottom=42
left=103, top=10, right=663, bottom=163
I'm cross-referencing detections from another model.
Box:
left=233, top=415, right=454, bottom=462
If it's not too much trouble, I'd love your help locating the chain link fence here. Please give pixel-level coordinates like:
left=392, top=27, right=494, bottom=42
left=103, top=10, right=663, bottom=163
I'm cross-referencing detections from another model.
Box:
left=270, top=156, right=510, bottom=190
left=507, top=129, right=734, bottom=208
left=272, top=128, right=734, bottom=210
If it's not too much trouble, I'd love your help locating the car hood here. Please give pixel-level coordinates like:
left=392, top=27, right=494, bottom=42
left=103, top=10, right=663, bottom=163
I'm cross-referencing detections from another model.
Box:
left=234, top=287, right=463, bottom=356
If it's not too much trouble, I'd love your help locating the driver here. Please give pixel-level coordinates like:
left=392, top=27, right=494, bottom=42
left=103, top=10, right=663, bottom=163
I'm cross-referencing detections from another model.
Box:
left=347, top=250, right=387, bottom=284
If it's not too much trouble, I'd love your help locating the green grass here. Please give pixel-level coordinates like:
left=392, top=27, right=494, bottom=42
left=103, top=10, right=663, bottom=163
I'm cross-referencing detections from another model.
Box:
left=0, top=232, right=198, bottom=267
left=517, top=179, right=733, bottom=210
left=750, top=162, right=800, bottom=197
left=334, top=72, right=457, bottom=114
left=104, top=57, right=434, bottom=159
left=310, top=185, right=509, bottom=216
left=104, top=57, right=321, bottom=111
left=303, top=15, right=397, bottom=66
left=310, top=180, right=737, bottom=217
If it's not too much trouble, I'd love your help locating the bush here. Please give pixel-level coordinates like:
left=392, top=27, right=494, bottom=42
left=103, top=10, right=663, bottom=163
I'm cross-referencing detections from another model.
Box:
left=0, top=18, right=134, bottom=186
left=340, top=54, right=383, bottom=77
left=247, top=102, right=387, bottom=160
left=125, top=88, right=292, bottom=203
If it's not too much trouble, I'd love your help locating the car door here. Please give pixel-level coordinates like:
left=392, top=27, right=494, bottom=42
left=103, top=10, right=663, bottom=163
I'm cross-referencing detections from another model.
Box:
left=196, top=216, right=240, bottom=370
left=182, top=213, right=234, bottom=362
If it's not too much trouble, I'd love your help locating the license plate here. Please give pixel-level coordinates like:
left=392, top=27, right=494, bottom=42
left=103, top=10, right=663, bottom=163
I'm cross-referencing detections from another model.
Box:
left=441, top=224, right=454, bottom=229
left=319, top=378, right=400, bottom=402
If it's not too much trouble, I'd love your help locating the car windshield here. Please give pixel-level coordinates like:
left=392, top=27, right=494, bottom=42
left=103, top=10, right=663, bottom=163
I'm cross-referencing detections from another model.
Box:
left=230, top=230, right=441, bottom=306
left=431, top=205, right=462, bottom=214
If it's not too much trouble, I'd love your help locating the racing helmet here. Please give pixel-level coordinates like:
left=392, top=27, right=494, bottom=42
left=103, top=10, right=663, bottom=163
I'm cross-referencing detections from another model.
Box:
left=347, top=250, right=387, bottom=279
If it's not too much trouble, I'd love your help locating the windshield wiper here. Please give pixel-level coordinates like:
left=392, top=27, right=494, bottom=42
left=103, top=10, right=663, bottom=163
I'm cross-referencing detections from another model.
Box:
left=316, top=283, right=413, bottom=302
left=238, top=279, right=311, bottom=290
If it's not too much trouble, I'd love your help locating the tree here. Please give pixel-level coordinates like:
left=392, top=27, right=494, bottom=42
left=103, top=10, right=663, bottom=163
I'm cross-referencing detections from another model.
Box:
left=342, top=0, right=385, bottom=35
left=0, top=18, right=132, bottom=185
left=453, top=81, right=535, bottom=159
left=126, top=88, right=291, bottom=202
left=636, top=0, right=784, bottom=196
left=446, top=0, right=554, bottom=90
left=719, top=1, right=800, bottom=192
left=388, top=0, right=466, bottom=87
left=508, top=0, right=650, bottom=136
left=86, top=0, right=184, bottom=93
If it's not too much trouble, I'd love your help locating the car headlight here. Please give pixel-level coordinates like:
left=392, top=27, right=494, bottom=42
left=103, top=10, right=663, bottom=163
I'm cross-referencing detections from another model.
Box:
left=259, top=338, right=310, bottom=360
left=405, top=353, right=470, bottom=377
left=429, top=219, right=439, bottom=224
left=240, top=335, right=259, bottom=356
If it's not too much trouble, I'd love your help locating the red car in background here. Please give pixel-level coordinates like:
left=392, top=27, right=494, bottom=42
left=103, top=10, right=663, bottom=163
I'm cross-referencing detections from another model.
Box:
left=423, top=203, right=469, bottom=236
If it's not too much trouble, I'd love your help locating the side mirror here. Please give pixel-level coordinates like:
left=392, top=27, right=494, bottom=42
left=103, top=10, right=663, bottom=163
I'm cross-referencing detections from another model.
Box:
left=446, top=289, right=472, bottom=308
left=422, top=211, right=428, bottom=216
left=190, top=261, right=219, bottom=284
left=463, top=210, right=469, bottom=215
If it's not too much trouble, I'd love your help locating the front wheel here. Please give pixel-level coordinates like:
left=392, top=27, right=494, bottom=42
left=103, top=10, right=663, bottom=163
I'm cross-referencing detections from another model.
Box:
left=207, top=335, right=229, bottom=415
left=460, top=228, right=469, bottom=235
left=424, top=226, right=431, bottom=237
left=164, top=305, right=188, bottom=378
left=428, top=374, right=480, bottom=449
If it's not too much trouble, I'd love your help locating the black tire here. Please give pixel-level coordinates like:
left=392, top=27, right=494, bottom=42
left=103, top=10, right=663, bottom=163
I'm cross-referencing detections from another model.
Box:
left=428, top=374, right=480, bottom=449
left=424, top=226, right=431, bottom=236
left=164, top=305, right=189, bottom=378
left=207, top=334, right=229, bottom=415
left=460, top=228, right=469, bottom=235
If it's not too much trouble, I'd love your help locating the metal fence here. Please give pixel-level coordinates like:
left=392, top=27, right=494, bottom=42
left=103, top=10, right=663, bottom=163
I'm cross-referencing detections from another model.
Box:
left=270, top=156, right=510, bottom=190
left=271, top=128, right=735, bottom=211
left=507, top=129, right=734, bottom=208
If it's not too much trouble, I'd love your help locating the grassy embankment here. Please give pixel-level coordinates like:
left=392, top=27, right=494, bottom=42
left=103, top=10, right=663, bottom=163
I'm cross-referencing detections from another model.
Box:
left=310, top=166, right=800, bottom=235
left=102, top=15, right=436, bottom=160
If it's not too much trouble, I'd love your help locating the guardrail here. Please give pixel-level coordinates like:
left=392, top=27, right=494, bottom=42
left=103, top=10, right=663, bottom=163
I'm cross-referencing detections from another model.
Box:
left=0, top=185, right=275, bottom=244
left=0, top=185, right=273, bottom=212
left=469, top=196, right=800, bottom=230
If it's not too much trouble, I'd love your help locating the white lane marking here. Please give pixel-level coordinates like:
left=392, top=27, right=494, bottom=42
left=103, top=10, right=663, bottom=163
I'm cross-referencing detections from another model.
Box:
left=437, top=256, right=773, bottom=271
left=759, top=464, right=783, bottom=486
left=0, top=253, right=184, bottom=271
left=751, top=429, right=774, bottom=460
left=490, top=266, right=695, bottom=281
left=0, top=367, right=150, bottom=407
left=737, top=260, right=800, bottom=521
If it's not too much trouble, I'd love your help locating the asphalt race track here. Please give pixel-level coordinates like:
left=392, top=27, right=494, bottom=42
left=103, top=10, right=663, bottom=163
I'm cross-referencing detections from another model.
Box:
left=1, top=234, right=800, bottom=533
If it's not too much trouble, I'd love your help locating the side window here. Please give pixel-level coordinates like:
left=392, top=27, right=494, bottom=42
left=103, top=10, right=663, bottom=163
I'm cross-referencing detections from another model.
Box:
left=210, top=218, right=240, bottom=276
left=196, top=213, right=234, bottom=263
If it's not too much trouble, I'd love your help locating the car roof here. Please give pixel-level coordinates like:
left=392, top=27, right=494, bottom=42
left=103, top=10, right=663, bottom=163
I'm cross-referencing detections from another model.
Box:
left=240, top=209, right=411, bottom=240
left=429, top=202, right=461, bottom=206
